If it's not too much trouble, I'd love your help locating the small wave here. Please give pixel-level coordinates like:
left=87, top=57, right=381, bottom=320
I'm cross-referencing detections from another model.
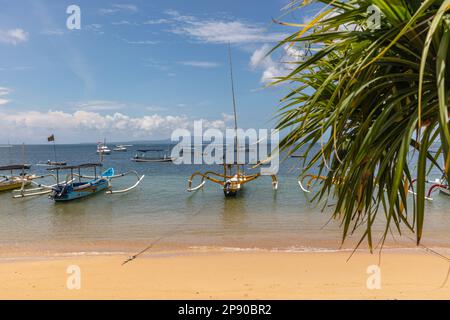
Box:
left=188, top=245, right=352, bottom=253
left=188, top=245, right=450, bottom=254
left=0, top=251, right=128, bottom=262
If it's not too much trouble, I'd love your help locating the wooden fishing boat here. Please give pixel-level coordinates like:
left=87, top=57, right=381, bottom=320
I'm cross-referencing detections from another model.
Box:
left=0, top=164, right=33, bottom=192
left=186, top=45, right=278, bottom=197
left=131, top=149, right=173, bottom=163
left=36, top=160, right=67, bottom=167
left=425, top=176, right=449, bottom=199
left=13, top=163, right=144, bottom=202
left=299, top=173, right=450, bottom=202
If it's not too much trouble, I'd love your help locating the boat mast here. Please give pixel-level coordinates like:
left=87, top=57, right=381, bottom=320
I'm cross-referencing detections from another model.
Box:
left=7, top=139, right=11, bottom=165
left=228, top=42, right=239, bottom=175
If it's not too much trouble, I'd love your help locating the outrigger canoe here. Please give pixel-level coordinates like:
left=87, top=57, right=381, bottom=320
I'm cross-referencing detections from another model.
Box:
left=50, top=165, right=111, bottom=202
left=13, top=163, right=145, bottom=202
left=46, top=163, right=144, bottom=202
left=0, top=165, right=33, bottom=192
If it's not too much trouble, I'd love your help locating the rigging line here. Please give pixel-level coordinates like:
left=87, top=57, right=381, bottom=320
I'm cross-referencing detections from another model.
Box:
left=404, top=235, right=450, bottom=262
left=403, top=235, right=450, bottom=287
left=228, top=42, right=238, bottom=135
left=228, top=42, right=240, bottom=174
left=122, top=203, right=207, bottom=266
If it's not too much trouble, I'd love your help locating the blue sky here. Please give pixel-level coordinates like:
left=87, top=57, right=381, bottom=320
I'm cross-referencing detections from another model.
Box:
left=0, top=0, right=311, bottom=143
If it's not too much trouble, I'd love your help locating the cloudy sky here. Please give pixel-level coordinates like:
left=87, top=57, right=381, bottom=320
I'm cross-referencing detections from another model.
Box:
left=0, top=0, right=311, bottom=143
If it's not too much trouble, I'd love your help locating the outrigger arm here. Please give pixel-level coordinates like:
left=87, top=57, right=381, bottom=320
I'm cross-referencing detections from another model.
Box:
left=73, top=170, right=145, bottom=194
left=106, top=171, right=145, bottom=194
left=12, top=174, right=71, bottom=198
left=298, top=173, right=448, bottom=202
left=187, top=171, right=278, bottom=193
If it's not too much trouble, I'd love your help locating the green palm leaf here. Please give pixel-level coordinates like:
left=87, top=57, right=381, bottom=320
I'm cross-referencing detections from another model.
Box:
left=274, top=0, right=450, bottom=247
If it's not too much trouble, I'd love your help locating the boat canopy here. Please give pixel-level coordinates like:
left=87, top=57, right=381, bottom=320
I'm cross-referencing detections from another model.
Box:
left=0, top=164, right=31, bottom=171
left=47, top=163, right=103, bottom=171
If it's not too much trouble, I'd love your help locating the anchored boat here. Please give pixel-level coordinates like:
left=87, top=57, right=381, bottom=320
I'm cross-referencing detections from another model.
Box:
left=113, top=145, right=131, bottom=152
left=131, top=149, right=173, bottom=163
left=0, top=164, right=33, bottom=192
left=416, top=176, right=450, bottom=200
left=14, top=163, right=145, bottom=202
left=97, top=140, right=111, bottom=155
left=36, top=160, right=67, bottom=167
left=186, top=44, right=278, bottom=197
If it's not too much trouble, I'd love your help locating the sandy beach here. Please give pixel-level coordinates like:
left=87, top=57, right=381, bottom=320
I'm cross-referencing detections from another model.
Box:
left=1, top=249, right=450, bottom=299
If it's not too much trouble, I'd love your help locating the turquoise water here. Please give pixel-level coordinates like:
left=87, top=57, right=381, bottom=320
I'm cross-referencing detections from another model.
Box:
left=0, top=144, right=449, bottom=255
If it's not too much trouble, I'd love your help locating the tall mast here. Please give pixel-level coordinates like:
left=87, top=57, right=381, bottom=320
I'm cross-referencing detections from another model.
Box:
left=227, top=42, right=239, bottom=173
left=7, top=139, right=11, bottom=165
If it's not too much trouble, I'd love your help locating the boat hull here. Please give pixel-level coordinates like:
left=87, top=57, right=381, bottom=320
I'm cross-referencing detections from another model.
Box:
left=51, top=179, right=109, bottom=202
left=0, top=181, right=31, bottom=192
left=131, top=158, right=173, bottom=163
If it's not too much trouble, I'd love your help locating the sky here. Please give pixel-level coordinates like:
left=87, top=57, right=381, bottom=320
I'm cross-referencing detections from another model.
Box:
left=0, top=0, right=312, bottom=144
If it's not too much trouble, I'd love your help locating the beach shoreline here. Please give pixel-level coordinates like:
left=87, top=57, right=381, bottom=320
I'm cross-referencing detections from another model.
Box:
left=1, top=248, right=450, bottom=299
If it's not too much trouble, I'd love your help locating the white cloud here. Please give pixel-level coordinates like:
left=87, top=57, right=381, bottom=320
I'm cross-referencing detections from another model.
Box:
left=0, top=110, right=232, bottom=142
left=0, top=28, right=28, bottom=45
left=178, top=61, right=220, bottom=68
left=42, top=29, right=65, bottom=36
left=146, top=105, right=167, bottom=112
left=112, top=20, right=136, bottom=26
left=221, top=113, right=235, bottom=122
left=84, top=24, right=104, bottom=35
left=144, top=18, right=171, bottom=25
left=0, top=110, right=187, bottom=139
left=123, top=39, right=158, bottom=45
left=160, top=10, right=288, bottom=44
left=143, top=58, right=169, bottom=71
left=113, top=4, right=138, bottom=12
left=250, top=44, right=305, bottom=84
left=99, top=4, right=138, bottom=15
left=0, top=87, right=12, bottom=105
left=73, top=100, right=126, bottom=111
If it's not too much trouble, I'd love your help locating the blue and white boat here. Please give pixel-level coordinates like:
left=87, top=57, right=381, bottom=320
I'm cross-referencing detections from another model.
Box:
left=27, top=163, right=146, bottom=202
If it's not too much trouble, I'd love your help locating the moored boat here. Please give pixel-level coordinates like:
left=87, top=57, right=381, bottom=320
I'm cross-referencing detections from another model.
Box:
left=113, top=145, right=130, bottom=152
left=42, top=163, right=145, bottom=202
left=0, top=164, right=33, bottom=192
left=131, top=149, right=173, bottom=163
left=97, top=140, right=111, bottom=155
left=36, top=160, right=67, bottom=167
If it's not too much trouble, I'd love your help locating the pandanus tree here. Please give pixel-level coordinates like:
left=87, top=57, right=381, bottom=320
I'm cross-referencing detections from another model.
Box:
left=274, top=0, right=450, bottom=248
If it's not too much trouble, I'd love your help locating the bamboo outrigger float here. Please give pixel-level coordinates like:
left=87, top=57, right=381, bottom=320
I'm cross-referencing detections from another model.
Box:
left=187, top=163, right=279, bottom=197
left=408, top=176, right=450, bottom=201
left=13, top=163, right=144, bottom=201
left=298, top=173, right=449, bottom=201
left=186, top=44, right=278, bottom=197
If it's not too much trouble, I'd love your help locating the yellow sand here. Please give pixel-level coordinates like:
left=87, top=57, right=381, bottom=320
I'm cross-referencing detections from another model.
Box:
left=1, top=250, right=450, bottom=299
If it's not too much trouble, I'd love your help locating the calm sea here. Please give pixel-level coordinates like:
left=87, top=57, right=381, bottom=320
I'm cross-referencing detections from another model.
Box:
left=0, top=143, right=449, bottom=256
